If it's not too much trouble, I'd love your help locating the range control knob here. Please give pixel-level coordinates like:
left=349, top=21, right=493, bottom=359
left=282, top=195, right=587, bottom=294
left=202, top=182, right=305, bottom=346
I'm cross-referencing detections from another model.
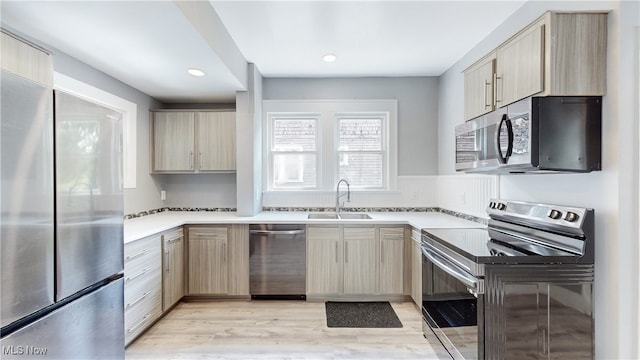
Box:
left=496, top=203, right=506, bottom=211
left=564, top=212, right=580, bottom=222
left=488, top=202, right=495, bottom=209
left=548, top=210, right=562, bottom=220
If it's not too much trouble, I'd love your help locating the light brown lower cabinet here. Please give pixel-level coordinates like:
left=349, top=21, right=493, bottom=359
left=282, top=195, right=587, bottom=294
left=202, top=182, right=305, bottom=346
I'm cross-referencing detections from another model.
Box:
left=306, top=225, right=406, bottom=299
left=410, top=227, right=422, bottom=307
left=162, top=227, right=184, bottom=311
left=343, top=227, right=377, bottom=294
left=186, top=225, right=249, bottom=297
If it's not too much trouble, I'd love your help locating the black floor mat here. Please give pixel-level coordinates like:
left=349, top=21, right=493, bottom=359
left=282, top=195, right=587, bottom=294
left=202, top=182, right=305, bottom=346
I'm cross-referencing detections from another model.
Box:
left=325, top=301, right=403, bottom=328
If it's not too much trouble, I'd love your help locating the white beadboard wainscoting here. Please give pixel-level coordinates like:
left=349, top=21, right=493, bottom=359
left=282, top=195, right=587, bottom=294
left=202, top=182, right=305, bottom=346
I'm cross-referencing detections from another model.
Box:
left=262, top=175, right=498, bottom=216
left=262, top=176, right=438, bottom=209
left=437, top=175, right=499, bottom=218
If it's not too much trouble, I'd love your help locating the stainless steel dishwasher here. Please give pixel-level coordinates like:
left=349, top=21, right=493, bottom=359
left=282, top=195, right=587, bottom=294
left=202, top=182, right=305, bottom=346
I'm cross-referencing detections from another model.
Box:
left=249, top=224, right=306, bottom=300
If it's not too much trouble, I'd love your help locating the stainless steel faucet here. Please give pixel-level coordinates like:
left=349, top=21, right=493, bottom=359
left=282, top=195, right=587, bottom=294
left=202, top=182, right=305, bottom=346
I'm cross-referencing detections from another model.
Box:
left=336, top=179, right=350, bottom=213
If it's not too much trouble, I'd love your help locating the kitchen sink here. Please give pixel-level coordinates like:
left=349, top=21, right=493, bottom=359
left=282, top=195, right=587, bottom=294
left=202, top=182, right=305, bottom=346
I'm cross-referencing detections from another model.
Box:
left=307, top=213, right=372, bottom=219
left=307, top=213, right=339, bottom=219
left=338, top=213, right=372, bottom=219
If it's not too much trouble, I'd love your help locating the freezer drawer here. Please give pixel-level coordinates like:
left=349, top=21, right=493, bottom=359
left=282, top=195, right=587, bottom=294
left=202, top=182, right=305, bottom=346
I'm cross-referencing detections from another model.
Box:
left=0, top=278, right=124, bottom=359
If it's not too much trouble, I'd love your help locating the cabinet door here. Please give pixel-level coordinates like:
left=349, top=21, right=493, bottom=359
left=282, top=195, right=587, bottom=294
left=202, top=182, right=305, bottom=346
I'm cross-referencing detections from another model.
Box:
left=307, top=227, right=341, bottom=295
left=197, top=112, right=236, bottom=171
left=187, top=227, right=228, bottom=295
left=496, top=20, right=545, bottom=107
left=343, top=227, right=377, bottom=294
left=379, top=227, right=404, bottom=295
left=153, top=112, right=195, bottom=172
left=162, top=230, right=184, bottom=311
left=464, top=54, right=496, bottom=120
left=410, top=229, right=422, bottom=306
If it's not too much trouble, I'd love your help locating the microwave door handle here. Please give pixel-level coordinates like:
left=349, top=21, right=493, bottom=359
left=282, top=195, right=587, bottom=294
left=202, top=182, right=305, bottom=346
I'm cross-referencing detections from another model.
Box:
left=495, top=115, right=514, bottom=163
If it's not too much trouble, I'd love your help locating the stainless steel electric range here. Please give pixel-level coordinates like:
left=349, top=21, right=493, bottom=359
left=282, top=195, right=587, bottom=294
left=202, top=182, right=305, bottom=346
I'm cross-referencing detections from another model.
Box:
left=421, top=199, right=595, bottom=360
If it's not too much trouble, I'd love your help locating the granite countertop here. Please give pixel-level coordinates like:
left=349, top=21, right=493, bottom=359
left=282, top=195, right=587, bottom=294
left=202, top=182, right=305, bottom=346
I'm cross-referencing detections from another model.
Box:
left=124, top=211, right=486, bottom=244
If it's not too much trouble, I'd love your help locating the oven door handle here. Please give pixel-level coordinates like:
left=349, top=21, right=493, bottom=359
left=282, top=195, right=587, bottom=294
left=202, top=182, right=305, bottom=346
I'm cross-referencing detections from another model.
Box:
left=423, top=248, right=484, bottom=295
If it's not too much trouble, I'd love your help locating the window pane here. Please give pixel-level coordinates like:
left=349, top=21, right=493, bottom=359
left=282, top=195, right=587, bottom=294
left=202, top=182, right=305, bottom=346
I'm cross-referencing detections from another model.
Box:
left=339, top=118, right=382, bottom=151
left=273, top=153, right=316, bottom=188
left=273, top=118, right=316, bottom=151
left=338, top=153, right=383, bottom=188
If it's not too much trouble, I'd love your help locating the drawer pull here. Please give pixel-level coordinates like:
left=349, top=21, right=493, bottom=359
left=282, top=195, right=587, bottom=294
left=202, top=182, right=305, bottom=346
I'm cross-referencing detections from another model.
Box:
left=125, top=268, right=147, bottom=283
left=125, top=249, right=147, bottom=261
left=166, top=236, right=182, bottom=244
left=126, top=292, right=149, bottom=309
left=127, top=315, right=149, bottom=334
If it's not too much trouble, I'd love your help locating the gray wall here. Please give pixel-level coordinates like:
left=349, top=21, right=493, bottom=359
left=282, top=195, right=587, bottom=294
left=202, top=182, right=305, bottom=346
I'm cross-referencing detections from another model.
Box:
left=160, top=173, right=237, bottom=208
left=263, top=77, right=439, bottom=175
left=437, top=1, right=639, bottom=358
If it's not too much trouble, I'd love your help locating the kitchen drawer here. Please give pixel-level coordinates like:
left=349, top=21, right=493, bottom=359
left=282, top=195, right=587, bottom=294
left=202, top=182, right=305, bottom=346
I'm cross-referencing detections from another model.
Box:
left=411, top=228, right=421, bottom=243
left=125, top=269, right=161, bottom=306
left=124, top=281, right=162, bottom=344
left=124, top=247, right=160, bottom=288
left=380, top=227, right=404, bottom=239
left=164, top=227, right=183, bottom=242
left=125, top=235, right=161, bottom=273
left=188, top=226, right=227, bottom=240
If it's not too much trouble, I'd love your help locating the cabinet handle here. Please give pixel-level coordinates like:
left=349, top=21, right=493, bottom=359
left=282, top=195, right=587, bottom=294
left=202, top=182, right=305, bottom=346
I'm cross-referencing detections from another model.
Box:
left=125, top=268, right=147, bottom=283
left=125, top=249, right=147, bottom=261
left=189, top=152, right=194, bottom=169
left=167, top=236, right=182, bottom=243
left=223, top=242, right=227, bottom=263
left=494, top=73, right=502, bottom=104
left=345, top=243, right=348, bottom=263
left=484, top=80, right=492, bottom=108
left=335, top=241, right=338, bottom=263
left=165, top=250, right=170, bottom=272
left=542, top=328, right=547, bottom=355
left=381, top=241, right=384, bottom=263
left=127, top=315, right=149, bottom=334
left=126, top=291, right=148, bottom=309
left=199, top=152, right=203, bottom=170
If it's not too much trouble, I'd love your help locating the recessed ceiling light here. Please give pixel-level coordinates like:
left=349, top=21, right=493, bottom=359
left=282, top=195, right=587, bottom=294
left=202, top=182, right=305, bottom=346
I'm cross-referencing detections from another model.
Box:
left=187, top=68, right=205, bottom=77
left=323, top=54, right=337, bottom=63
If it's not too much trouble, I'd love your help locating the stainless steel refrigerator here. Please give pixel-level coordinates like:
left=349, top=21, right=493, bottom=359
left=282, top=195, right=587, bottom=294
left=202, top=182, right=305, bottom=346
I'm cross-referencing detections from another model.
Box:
left=1, top=30, right=124, bottom=359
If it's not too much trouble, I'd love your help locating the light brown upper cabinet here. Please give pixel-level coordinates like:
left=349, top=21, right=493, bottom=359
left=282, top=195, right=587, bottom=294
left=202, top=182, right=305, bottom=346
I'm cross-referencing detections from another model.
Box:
left=463, top=12, right=607, bottom=121
left=150, top=110, right=236, bottom=173
left=464, top=54, right=496, bottom=120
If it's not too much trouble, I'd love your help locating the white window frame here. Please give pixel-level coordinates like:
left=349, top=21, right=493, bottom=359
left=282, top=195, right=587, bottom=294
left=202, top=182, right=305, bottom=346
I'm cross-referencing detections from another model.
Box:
left=54, top=72, right=137, bottom=188
left=263, top=99, right=397, bottom=192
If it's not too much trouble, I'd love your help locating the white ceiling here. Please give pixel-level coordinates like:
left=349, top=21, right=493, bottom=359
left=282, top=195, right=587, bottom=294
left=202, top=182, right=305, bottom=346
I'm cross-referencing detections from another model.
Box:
left=1, top=1, right=526, bottom=103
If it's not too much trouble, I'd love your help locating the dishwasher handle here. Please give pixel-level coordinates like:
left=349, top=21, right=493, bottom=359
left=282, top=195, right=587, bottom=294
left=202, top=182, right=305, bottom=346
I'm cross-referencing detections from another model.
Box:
left=249, top=230, right=305, bottom=236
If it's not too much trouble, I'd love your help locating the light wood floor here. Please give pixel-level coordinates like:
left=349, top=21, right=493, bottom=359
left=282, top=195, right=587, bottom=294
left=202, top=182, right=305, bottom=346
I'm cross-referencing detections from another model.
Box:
left=125, top=300, right=445, bottom=359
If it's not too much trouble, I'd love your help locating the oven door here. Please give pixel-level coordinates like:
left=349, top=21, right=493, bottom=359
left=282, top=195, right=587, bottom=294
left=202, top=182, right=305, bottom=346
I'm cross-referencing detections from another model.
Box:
left=421, top=245, right=484, bottom=359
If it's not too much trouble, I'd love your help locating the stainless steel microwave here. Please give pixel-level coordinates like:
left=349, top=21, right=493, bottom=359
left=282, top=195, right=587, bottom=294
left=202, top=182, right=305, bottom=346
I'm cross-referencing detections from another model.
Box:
left=455, top=96, right=602, bottom=174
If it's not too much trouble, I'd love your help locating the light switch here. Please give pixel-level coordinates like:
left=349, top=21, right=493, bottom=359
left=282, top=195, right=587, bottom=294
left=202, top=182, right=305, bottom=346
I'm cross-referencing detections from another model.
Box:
left=161, top=190, right=166, bottom=201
